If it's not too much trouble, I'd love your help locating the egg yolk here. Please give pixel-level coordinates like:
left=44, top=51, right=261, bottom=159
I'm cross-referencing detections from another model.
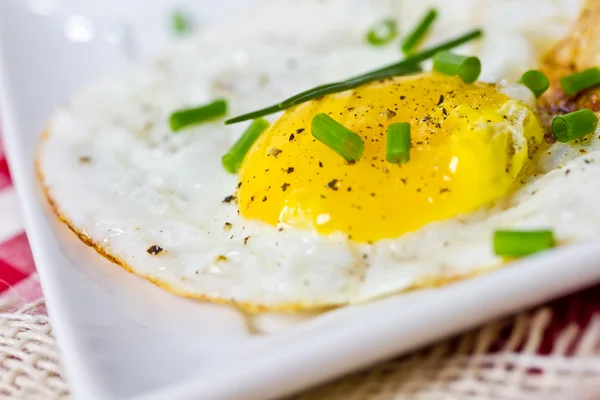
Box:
left=237, top=74, right=543, bottom=242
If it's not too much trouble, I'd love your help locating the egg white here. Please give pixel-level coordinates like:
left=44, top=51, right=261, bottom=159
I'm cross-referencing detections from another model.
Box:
left=38, top=0, right=595, bottom=311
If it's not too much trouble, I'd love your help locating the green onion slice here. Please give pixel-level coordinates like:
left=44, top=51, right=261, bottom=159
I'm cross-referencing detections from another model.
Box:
left=552, top=109, right=598, bottom=143
left=280, top=29, right=482, bottom=108
left=311, top=113, right=364, bottom=162
left=172, top=11, right=193, bottom=35
left=401, top=8, right=438, bottom=55
left=170, top=99, right=227, bottom=131
left=432, top=51, right=481, bottom=83
left=493, top=229, right=555, bottom=257
left=222, top=118, right=270, bottom=173
left=366, top=19, right=398, bottom=47
left=225, top=29, right=483, bottom=125
left=407, top=28, right=482, bottom=63
left=272, top=83, right=342, bottom=112
left=559, top=67, right=600, bottom=96
left=520, top=70, right=550, bottom=98
left=224, top=104, right=281, bottom=126
left=386, top=123, right=411, bottom=164
left=280, top=63, right=422, bottom=108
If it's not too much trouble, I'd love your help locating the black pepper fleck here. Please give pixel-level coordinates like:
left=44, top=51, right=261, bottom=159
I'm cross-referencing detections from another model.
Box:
left=296, top=128, right=305, bottom=134
left=281, top=183, right=290, bottom=191
left=326, top=179, right=339, bottom=190
left=262, top=196, right=267, bottom=202
left=436, top=94, right=445, bottom=106
left=222, top=195, right=236, bottom=204
left=289, top=133, right=295, bottom=141
left=287, top=167, right=294, bottom=174
left=147, top=245, right=163, bottom=255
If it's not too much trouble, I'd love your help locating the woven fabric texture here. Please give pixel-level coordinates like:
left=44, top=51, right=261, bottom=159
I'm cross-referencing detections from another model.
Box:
left=0, top=301, right=68, bottom=400
left=298, top=307, right=600, bottom=400
left=2, top=299, right=600, bottom=400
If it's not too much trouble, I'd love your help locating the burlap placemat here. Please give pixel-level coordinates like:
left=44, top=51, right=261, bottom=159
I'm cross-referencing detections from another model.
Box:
left=2, top=298, right=600, bottom=400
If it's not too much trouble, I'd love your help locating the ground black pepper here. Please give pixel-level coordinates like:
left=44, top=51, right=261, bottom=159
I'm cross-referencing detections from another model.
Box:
left=222, top=195, right=236, bottom=203
left=147, top=245, right=163, bottom=255
left=326, top=179, right=339, bottom=190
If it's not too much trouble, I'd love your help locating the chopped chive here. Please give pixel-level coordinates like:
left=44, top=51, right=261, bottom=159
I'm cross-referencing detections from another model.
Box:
left=172, top=11, right=193, bottom=35
left=366, top=18, right=398, bottom=47
left=559, top=67, right=600, bottom=96
left=170, top=99, right=227, bottom=131
left=281, top=29, right=482, bottom=108
left=406, top=28, right=482, bottom=63
left=386, top=123, right=411, bottom=164
left=275, top=83, right=343, bottom=111
left=552, top=109, right=598, bottom=143
left=311, top=113, right=364, bottom=162
left=401, top=8, right=438, bottom=55
left=222, top=118, right=270, bottom=173
left=226, top=29, right=483, bottom=125
left=520, top=70, right=550, bottom=98
left=225, top=104, right=281, bottom=125
left=493, top=229, right=555, bottom=257
left=433, top=51, right=481, bottom=83
left=280, top=63, right=422, bottom=108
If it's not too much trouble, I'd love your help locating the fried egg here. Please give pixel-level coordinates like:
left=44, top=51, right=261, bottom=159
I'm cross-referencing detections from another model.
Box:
left=38, top=0, right=599, bottom=311
left=238, top=75, right=542, bottom=242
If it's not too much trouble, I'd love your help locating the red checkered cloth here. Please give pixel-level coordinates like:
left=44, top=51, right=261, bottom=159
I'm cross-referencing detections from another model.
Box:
left=0, top=143, right=42, bottom=309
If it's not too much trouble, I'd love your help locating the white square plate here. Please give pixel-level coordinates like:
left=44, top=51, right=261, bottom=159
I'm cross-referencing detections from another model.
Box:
left=2, top=1, right=600, bottom=399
